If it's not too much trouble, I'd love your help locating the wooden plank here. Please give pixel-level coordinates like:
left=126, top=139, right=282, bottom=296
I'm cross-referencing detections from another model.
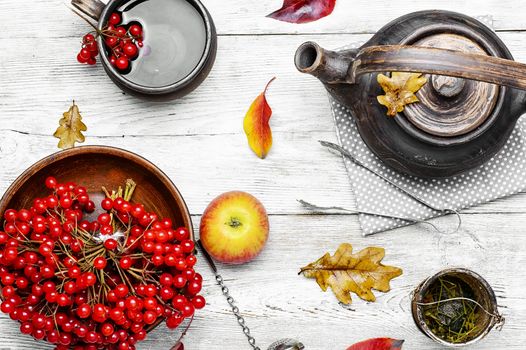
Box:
left=4, top=128, right=526, bottom=216
left=0, top=129, right=355, bottom=215
left=2, top=32, right=526, bottom=137
left=0, top=0, right=526, bottom=39
left=2, top=33, right=526, bottom=215
left=0, top=214, right=524, bottom=349
left=0, top=33, right=363, bottom=136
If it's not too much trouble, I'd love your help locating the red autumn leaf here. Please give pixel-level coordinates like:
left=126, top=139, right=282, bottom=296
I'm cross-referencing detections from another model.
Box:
left=243, top=77, right=276, bottom=159
left=267, top=0, right=336, bottom=24
left=346, top=338, right=404, bottom=350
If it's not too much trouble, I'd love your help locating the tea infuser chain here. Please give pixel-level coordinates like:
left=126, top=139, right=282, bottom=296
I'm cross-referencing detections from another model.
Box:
left=416, top=297, right=506, bottom=330
left=197, top=240, right=261, bottom=349
left=197, top=240, right=305, bottom=350
left=298, top=199, right=461, bottom=235
left=319, top=140, right=462, bottom=232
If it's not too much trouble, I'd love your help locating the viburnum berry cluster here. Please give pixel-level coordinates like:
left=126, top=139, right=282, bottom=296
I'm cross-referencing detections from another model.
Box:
left=77, top=12, right=143, bottom=71
left=0, top=177, right=204, bottom=350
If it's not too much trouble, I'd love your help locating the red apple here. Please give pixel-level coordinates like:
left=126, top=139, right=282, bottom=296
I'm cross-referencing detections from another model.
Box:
left=200, top=191, right=269, bottom=264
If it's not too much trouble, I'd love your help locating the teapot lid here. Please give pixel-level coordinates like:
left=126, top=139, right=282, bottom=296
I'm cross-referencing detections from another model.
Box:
left=402, top=33, right=500, bottom=137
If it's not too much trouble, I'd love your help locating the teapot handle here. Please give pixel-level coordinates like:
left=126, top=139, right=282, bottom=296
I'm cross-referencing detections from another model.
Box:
left=350, top=45, right=526, bottom=91
left=70, top=0, right=105, bottom=21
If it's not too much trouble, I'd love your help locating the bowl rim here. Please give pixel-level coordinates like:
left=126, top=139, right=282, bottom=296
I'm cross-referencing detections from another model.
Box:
left=97, top=0, right=216, bottom=95
left=411, top=267, right=499, bottom=347
left=0, top=145, right=194, bottom=241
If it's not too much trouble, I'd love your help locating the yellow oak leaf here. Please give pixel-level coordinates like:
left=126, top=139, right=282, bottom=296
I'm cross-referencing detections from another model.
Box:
left=377, top=72, right=427, bottom=117
left=53, top=101, right=87, bottom=149
left=299, top=243, right=403, bottom=304
left=243, top=77, right=276, bottom=159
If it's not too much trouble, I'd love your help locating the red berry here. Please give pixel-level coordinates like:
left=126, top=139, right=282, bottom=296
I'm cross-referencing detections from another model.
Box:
left=101, top=198, right=113, bottom=210
left=20, top=322, right=33, bottom=334
left=173, top=275, right=187, bottom=289
left=186, top=254, right=197, bottom=267
left=60, top=196, right=73, bottom=209
left=77, top=303, right=92, bottom=318
left=181, top=302, right=195, bottom=317
left=115, top=56, right=129, bottom=70
left=129, top=24, right=142, bottom=37
left=160, top=273, right=173, bottom=286
left=104, top=238, right=118, bottom=250
left=174, top=227, right=189, bottom=241
left=123, top=43, right=138, bottom=58
left=113, top=197, right=124, bottom=210
left=186, top=280, right=202, bottom=295
left=92, top=303, right=108, bottom=322
left=80, top=48, right=91, bottom=60
left=193, top=273, right=203, bottom=283
left=181, top=240, right=195, bottom=253
left=45, top=176, right=58, bottom=189
left=115, top=284, right=129, bottom=298
left=160, top=286, right=174, bottom=301
left=109, top=55, right=117, bottom=66
left=101, top=322, right=114, bottom=336
left=86, top=40, right=98, bottom=53
left=100, top=224, right=114, bottom=235
left=174, top=257, right=187, bottom=271
left=83, top=272, right=97, bottom=286
left=83, top=33, right=95, bottom=43
left=77, top=53, right=88, bottom=64
left=32, top=314, right=47, bottom=329
left=115, top=26, right=127, bottom=37
left=119, top=256, right=133, bottom=270
left=4, top=209, right=17, bottom=222
left=105, top=36, right=119, bottom=48
left=110, top=307, right=124, bottom=321
left=108, top=12, right=121, bottom=26
left=98, top=213, right=111, bottom=225
left=84, top=200, right=96, bottom=212
left=46, top=195, right=58, bottom=208
left=94, top=257, right=107, bottom=270
left=166, top=314, right=183, bottom=329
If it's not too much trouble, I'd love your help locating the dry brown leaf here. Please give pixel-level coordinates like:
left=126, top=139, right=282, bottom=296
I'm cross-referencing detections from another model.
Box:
left=299, top=243, right=403, bottom=304
left=377, top=72, right=427, bottom=117
left=53, top=101, right=87, bottom=149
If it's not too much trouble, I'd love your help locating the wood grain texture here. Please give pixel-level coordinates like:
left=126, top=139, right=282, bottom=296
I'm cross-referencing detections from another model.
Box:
left=0, top=0, right=525, bottom=37
left=0, top=214, right=525, bottom=349
left=1, top=0, right=526, bottom=349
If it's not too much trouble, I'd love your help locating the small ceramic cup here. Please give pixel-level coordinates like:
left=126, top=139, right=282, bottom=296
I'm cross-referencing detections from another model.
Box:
left=411, top=268, right=503, bottom=347
left=71, top=0, right=217, bottom=100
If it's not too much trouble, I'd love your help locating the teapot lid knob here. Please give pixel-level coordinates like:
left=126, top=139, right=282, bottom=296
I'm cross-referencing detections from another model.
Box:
left=431, top=75, right=466, bottom=98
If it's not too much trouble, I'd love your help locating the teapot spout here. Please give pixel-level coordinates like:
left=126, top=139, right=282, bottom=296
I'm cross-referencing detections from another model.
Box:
left=295, top=42, right=354, bottom=84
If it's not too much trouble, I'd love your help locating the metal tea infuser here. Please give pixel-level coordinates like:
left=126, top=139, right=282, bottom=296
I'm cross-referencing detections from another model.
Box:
left=197, top=240, right=305, bottom=350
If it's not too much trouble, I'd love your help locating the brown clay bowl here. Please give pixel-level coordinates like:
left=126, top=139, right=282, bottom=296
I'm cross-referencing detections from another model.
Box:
left=0, top=146, right=194, bottom=335
left=0, top=146, right=193, bottom=240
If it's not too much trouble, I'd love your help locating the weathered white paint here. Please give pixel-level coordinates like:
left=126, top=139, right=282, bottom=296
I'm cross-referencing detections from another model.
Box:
left=0, top=0, right=525, bottom=349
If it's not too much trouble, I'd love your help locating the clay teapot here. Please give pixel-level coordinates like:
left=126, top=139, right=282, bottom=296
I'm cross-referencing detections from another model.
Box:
left=295, top=10, right=526, bottom=178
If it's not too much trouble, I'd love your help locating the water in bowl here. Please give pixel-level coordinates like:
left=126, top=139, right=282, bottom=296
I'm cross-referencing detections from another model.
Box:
left=114, top=0, right=207, bottom=88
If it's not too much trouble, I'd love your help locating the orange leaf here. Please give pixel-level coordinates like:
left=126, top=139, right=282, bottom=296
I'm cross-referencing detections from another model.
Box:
left=346, top=338, right=404, bottom=350
left=243, top=77, right=276, bottom=159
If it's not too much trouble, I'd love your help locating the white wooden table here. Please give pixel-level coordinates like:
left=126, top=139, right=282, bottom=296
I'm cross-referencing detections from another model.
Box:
left=1, top=1, right=526, bottom=349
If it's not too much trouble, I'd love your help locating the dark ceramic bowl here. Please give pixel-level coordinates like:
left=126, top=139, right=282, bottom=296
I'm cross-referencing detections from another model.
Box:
left=72, top=0, right=217, bottom=100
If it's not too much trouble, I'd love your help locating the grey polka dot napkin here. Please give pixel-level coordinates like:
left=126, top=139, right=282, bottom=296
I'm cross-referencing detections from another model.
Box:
left=331, top=98, right=526, bottom=236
